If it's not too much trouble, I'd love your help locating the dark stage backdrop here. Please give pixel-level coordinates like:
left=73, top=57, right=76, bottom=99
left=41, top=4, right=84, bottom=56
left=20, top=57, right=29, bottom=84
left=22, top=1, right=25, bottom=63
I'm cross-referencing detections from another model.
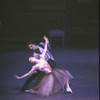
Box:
left=0, top=0, right=99, bottom=48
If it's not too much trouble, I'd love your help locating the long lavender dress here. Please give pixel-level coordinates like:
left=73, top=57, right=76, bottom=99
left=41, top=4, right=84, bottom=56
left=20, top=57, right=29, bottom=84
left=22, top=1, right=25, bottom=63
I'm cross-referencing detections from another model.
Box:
left=26, top=59, right=73, bottom=97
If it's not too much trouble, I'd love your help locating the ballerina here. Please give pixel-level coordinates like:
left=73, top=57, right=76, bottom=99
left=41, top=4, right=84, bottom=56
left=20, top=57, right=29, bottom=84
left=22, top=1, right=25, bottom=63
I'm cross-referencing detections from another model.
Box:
left=20, top=36, right=56, bottom=91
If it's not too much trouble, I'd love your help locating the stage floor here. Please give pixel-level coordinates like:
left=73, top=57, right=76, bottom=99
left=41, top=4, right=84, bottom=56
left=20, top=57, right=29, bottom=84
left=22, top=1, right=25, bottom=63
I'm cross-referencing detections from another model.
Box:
left=0, top=45, right=99, bottom=100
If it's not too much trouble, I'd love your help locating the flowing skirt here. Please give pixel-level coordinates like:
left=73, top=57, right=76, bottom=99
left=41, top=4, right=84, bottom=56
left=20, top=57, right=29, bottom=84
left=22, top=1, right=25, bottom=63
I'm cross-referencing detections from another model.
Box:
left=26, top=67, right=73, bottom=97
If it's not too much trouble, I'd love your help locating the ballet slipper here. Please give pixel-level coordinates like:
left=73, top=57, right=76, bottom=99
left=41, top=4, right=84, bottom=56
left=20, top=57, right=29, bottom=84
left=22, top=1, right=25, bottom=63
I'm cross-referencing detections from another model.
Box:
left=25, top=89, right=36, bottom=93
left=66, top=87, right=73, bottom=93
left=25, top=90, right=30, bottom=93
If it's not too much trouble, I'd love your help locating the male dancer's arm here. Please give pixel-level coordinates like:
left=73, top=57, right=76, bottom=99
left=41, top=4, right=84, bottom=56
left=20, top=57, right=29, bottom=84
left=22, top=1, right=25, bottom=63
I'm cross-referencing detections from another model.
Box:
left=39, top=42, right=50, bottom=50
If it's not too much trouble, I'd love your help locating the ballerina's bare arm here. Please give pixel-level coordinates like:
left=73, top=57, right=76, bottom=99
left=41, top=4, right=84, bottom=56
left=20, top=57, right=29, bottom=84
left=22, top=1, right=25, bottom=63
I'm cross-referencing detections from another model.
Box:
left=14, top=65, right=39, bottom=79
left=40, top=36, right=49, bottom=59
left=14, top=36, right=49, bottom=79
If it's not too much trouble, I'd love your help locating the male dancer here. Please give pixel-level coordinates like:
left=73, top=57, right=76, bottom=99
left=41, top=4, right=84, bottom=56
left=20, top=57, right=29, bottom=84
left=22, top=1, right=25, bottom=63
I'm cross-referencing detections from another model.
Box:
left=21, top=36, right=56, bottom=91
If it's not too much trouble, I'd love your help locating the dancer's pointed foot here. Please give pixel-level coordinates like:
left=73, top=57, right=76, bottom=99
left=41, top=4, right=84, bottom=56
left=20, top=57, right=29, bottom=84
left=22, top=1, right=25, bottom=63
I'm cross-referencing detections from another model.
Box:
left=25, top=90, right=30, bottom=93
left=66, top=87, right=73, bottom=94
left=25, top=89, right=36, bottom=94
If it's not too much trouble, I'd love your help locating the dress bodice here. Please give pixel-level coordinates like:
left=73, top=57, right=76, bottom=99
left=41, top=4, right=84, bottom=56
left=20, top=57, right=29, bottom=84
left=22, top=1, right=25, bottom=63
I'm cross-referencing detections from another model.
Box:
left=38, top=58, right=52, bottom=74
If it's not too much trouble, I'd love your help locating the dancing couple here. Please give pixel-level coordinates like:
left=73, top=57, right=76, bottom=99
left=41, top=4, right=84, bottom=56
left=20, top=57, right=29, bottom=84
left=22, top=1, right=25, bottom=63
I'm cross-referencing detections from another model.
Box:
left=14, top=36, right=73, bottom=97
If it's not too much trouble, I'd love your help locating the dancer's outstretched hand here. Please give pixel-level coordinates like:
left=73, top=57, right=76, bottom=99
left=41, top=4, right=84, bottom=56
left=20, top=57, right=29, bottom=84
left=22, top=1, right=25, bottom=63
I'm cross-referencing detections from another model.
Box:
left=43, top=35, right=49, bottom=44
left=14, top=75, right=20, bottom=79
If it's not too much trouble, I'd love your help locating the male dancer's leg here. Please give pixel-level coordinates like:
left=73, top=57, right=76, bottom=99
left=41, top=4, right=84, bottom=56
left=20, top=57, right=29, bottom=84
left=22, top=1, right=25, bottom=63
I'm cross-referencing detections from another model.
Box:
left=20, top=71, right=41, bottom=91
left=47, top=59, right=56, bottom=68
